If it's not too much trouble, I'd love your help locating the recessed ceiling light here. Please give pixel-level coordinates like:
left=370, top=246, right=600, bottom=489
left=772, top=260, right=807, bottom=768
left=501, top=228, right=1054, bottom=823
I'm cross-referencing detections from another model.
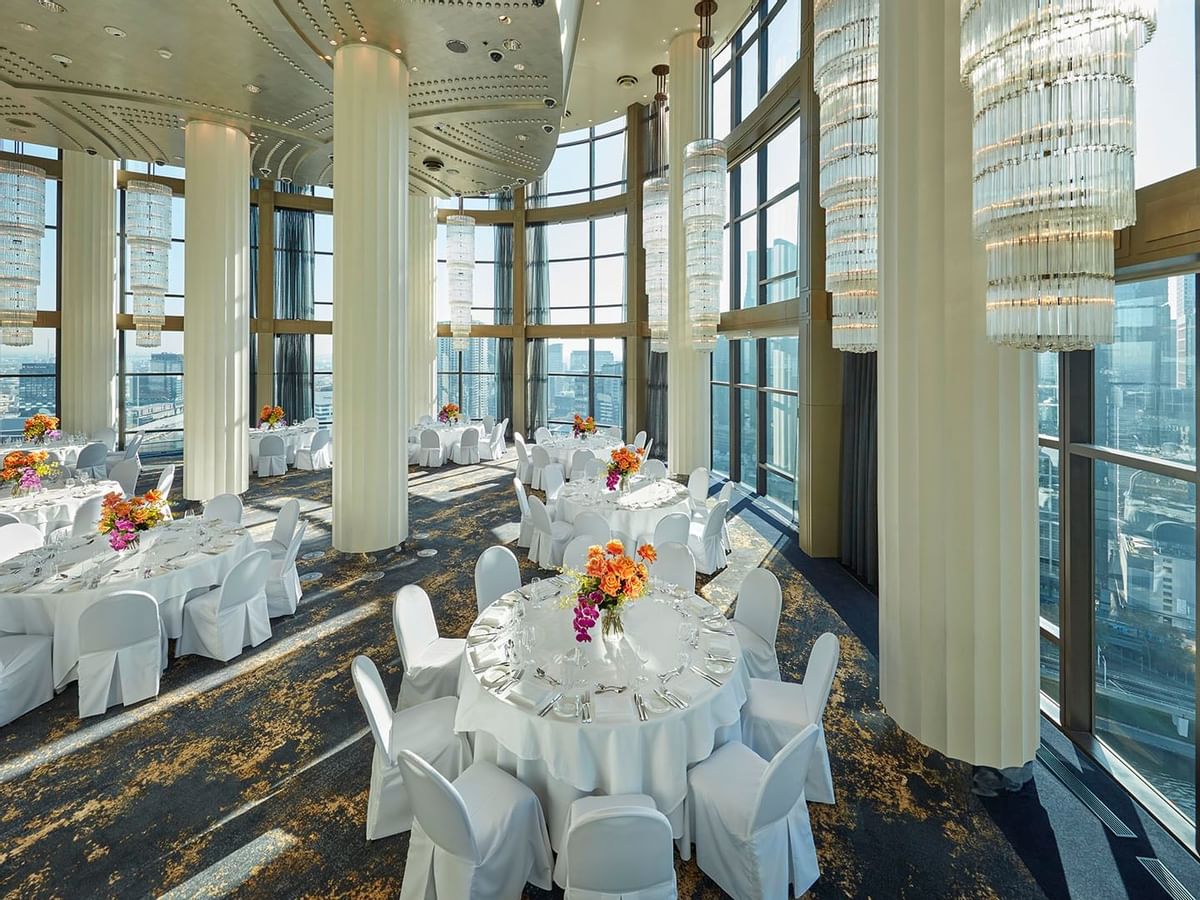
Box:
left=157, top=47, right=173, bottom=59
left=103, top=25, right=125, bottom=37
left=411, top=65, right=419, bottom=72
left=446, top=38, right=469, bottom=53
left=502, top=38, right=521, bottom=51
left=445, top=168, right=460, bottom=175
left=513, top=62, right=525, bottom=71
left=323, top=54, right=331, bottom=60
left=329, top=38, right=338, bottom=46
left=393, top=48, right=402, bottom=54
left=36, top=0, right=66, bottom=12
left=358, top=35, right=367, bottom=43
left=18, top=22, right=37, bottom=32
left=244, top=83, right=261, bottom=94
left=498, top=15, right=512, bottom=24
left=516, top=133, right=528, bottom=142
left=49, top=53, right=72, bottom=66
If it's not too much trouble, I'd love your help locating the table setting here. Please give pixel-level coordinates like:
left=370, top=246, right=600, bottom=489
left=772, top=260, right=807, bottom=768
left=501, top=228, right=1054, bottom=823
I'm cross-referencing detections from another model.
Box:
left=556, top=475, right=691, bottom=540
left=0, top=475, right=123, bottom=537
left=248, top=422, right=318, bottom=466
left=537, top=432, right=625, bottom=469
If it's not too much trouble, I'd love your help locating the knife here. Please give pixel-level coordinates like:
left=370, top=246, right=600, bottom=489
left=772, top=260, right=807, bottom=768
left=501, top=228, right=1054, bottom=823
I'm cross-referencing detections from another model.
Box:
left=690, top=665, right=723, bottom=687
left=633, top=692, right=648, bottom=721
left=537, top=692, right=562, bottom=717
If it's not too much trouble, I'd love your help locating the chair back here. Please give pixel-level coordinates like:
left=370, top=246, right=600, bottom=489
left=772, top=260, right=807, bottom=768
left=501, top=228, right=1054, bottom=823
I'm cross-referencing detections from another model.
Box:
left=606, top=426, right=622, bottom=439
left=71, top=495, right=104, bottom=537
left=302, top=417, right=319, bottom=427
left=418, top=414, right=434, bottom=426
left=394, top=749, right=480, bottom=864
left=475, top=545, right=521, bottom=613
left=259, top=434, right=286, bottom=457
left=561, top=535, right=595, bottom=572
left=351, top=654, right=394, bottom=762
left=584, top=459, right=603, bottom=479
left=643, top=438, right=654, bottom=459
left=513, top=432, right=530, bottom=464
left=750, top=724, right=820, bottom=835
left=459, top=427, right=479, bottom=450
left=0, top=522, right=44, bottom=561
left=702, top=500, right=729, bottom=541
left=392, top=584, right=440, bottom=667
left=308, top=429, right=332, bottom=455
left=641, top=459, right=667, bottom=480
left=482, top=415, right=496, bottom=432
left=651, top=541, right=695, bottom=589
left=218, top=549, right=271, bottom=611
left=204, top=492, right=244, bottom=524
left=512, top=478, right=531, bottom=517
left=542, top=464, right=565, bottom=502
left=530, top=445, right=551, bottom=469
left=573, top=511, right=610, bottom=543
left=735, top=568, right=783, bottom=647
left=687, top=467, right=709, bottom=504
left=93, top=427, right=117, bottom=451
left=717, top=480, right=734, bottom=506
left=282, top=521, right=307, bottom=569
left=420, top=429, right=441, bottom=450
left=78, top=590, right=159, bottom=655
left=526, top=495, right=555, bottom=538
left=272, top=498, right=301, bottom=547
left=633, top=430, right=648, bottom=449
left=109, top=459, right=141, bottom=499
left=0, top=512, right=19, bottom=527
left=155, top=464, right=175, bottom=497
left=124, top=432, right=145, bottom=459
left=74, top=442, right=107, bottom=471
left=568, top=449, right=594, bottom=480
left=566, top=805, right=675, bottom=896
left=653, top=512, right=691, bottom=547
left=803, top=632, right=841, bottom=722
left=534, top=426, right=552, bottom=444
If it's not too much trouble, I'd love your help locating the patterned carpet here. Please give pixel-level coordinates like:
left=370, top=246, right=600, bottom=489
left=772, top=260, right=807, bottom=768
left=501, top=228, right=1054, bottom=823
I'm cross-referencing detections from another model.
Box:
left=0, top=456, right=1050, bottom=899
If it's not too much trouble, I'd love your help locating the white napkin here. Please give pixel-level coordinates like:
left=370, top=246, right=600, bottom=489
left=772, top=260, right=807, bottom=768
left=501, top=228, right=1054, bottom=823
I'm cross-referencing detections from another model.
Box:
left=506, top=680, right=551, bottom=710
left=593, top=690, right=635, bottom=723
left=470, top=645, right=507, bottom=672
left=477, top=607, right=511, bottom=629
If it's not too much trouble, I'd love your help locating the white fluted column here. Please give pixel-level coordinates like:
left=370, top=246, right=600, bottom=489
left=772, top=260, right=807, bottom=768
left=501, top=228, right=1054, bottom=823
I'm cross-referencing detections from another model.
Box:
left=183, top=121, right=250, bottom=501
left=59, top=151, right=116, bottom=435
left=333, top=44, right=408, bottom=551
left=406, top=194, right=437, bottom=422
left=877, top=0, right=1039, bottom=770
left=665, top=31, right=712, bottom=476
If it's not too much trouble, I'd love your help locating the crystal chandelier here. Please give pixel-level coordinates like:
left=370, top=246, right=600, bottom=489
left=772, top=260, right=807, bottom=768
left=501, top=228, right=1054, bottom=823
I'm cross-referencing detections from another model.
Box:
left=0, top=160, right=46, bottom=347
left=814, top=0, right=879, bottom=353
left=960, top=0, right=1156, bottom=350
left=683, top=0, right=725, bottom=352
left=125, top=180, right=173, bottom=348
left=445, top=212, right=475, bottom=352
left=644, top=65, right=670, bottom=354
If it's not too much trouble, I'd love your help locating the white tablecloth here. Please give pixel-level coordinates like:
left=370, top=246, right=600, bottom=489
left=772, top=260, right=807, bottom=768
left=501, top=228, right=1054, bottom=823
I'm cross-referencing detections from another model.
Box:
left=0, top=440, right=91, bottom=468
left=455, top=580, right=747, bottom=849
left=556, top=476, right=691, bottom=541
left=0, top=480, right=122, bottom=537
left=0, top=519, right=254, bottom=687
left=408, top=423, right=481, bottom=454
left=538, top=434, right=625, bottom=469
left=249, top=425, right=317, bottom=466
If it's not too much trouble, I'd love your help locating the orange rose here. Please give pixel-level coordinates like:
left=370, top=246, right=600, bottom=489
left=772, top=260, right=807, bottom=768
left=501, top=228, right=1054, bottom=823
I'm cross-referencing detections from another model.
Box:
left=636, top=544, right=657, bottom=563
left=600, top=572, right=620, bottom=596
left=625, top=577, right=644, bottom=599
left=605, top=539, right=624, bottom=556
left=615, top=556, right=636, bottom=580
left=586, top=555, right=606, bottom=577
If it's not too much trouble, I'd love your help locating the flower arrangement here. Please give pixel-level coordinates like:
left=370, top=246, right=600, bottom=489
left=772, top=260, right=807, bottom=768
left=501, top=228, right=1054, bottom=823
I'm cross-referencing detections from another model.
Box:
left=0, top=450, right=58, bottom=496
left=605, top=445, right=646, bottom=491
left=572, top=414, right=597, bottom=437
left=23, top=414, right=60, bottom=443
left=564, top=539, right=657, bottom=642
left=259, top=405, right=286, bottom=429
left=98, top=490, right=167, bottom=552
left=438, top=402, right=462, bottom=424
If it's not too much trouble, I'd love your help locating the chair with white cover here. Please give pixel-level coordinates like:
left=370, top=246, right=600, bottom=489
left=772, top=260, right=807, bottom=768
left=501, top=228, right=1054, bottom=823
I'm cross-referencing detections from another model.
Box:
left=568, top=449, right=594, bottom=482
left=641, top=458, right=668, bottom=481
left=740, top=632, right=841, bottom=805
left=534, top=426, right=552, bottom=445
left=395, top=749, right=554, bottom=900
left=686, top=467, right=709, bottom=516
left=450, top=427, right=481, bottom=465
left=72, top=442, right=109, bottom=480
left=0, top=632, right=53, bottom=726
left=529, top=445, right=551, bottom=490
left=203, top=492, right=244, bottom=524
left=584, top=458, right=603, bottom=480
left=109, top=458, right=141, bottom=499
left=418, top=414, right=435, bottom=426
left=93, top=426, right=117, bottom=452
left=177, top=549, right=273, bottom=662
left=688, top=500, right=729, bottom=575
left=255, top=498, right=300, bottom=560
left=513, top=478, right=534, bottom=549
left=513, top=433, right=534, bottom=482
left=71, top=496, right=104, bottom=537
left=730, top=568, right=783, bottom=681
left=302, top=416, right=319, bottom=427
left=633, top=430, right=648, bottom=450
left=154, top=463, right=176, bottom=499
left=76, top=590, right=163, bottom=718
left=393, top=585, right=466, bottom=710
left=640, top=511, right=689, bottom=551
left=295, top=428, right=333, bottom=470
left=561, top=535, right=595, bottom=573
left=680, top=724, right=821, bottom=899
left=650, top=541, right=695, bottom=591
left=572, top=510, right=610, bottom=544
left=0, top=512, right=18, bottom=527
left=480, top=420, right=507, bottom=461
left=643, top=438, right=654, bottom=459
left=552, top=794, right=676, bottom=899
left=266, top=522, right=307, bottom=617
left=257, top=434, right=288, bottom=477
left=474, top=545, right=521, bottom=614
left=416, top=429, right=444, bottom=468
left=106, top=432, right=143, bottom=474
left=694, top=481, right=734, bottom=552
left=542, top=464, right=566, bottom=519
left=408, top=441, right=421, bottom=465
left=0, top=522, right=43, bottom=563
left=482, top=415, right=496, bottom=432
left=606, top=426, right=622, bottom=439
left=352, top=655, right=473, bottom=840
left=527, top=495, right=571, bottom=569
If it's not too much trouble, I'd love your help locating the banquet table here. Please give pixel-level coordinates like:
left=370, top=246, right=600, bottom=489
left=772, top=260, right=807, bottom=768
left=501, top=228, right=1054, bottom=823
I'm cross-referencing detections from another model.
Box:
left=556, top=475, right=691, bottom=541
left=537, top=433, right=625, bottom=470
left=0, top=439, right=91, bottom=468
left=408, top=422, right=482, bottom=454
left=249, top=424, right=317, bottom=466
left=0, top=480, right=123, bottom=537
left=454, top=577, right=748, bottom=849
left=0, top=518, right=254, bottom=687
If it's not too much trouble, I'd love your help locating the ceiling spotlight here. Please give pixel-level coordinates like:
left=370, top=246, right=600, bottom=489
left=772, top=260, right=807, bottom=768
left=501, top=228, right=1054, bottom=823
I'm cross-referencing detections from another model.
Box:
left=280, top=176, right=293, bottom=184
left=411, top=65, right=419, bottom=72
left=542, top=123, right=555, bottom=134
left=18, top=22, right=37, bottom=32
left=322, top=54, right=331, bottom=60
left=393, top=48, right=402, bottom=54
left=446, top=38, right=469, bottom=53
left=329, top=38, right=337, bottom=46
left=502, top=38, right=522, bottom=51
left=445, top=168, right=460, bottom=175
left=516, top=133, right=528, bottom=142
left=157, top=47, right=173, bottom=59
left=513, top=63, right=525, bottom=71
left=103, top=25, right=125, bottom=37
left=36, top=0, right=66, bottom=11
left=259, top=167, right=272, bottom=177
left=244, top=83, right=261, bottom=94
left=358, top=35, right=367, bottom=43
left=49, top=53, right=72, bottom=66
left=498, top=15, right=512, bottom=24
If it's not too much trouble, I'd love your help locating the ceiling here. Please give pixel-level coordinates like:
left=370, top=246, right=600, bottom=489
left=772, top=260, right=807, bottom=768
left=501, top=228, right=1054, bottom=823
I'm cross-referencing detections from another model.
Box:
left=563, top=0, right=750, bottom=130
left=0, top=0, right=584, bottom=196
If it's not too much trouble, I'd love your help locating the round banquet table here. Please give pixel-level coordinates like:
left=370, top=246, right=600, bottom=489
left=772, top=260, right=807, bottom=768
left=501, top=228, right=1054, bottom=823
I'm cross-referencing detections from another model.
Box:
left=537, top=433, right=625, bottom=470
left=249, top=424, right=318, bottom=466
left=0, top=480, right=122, bottom=537
left=407, top=422, right=482, bottom=454
left=0, top=439, right=91, bottom=468
left=556, top=475, right=691, bottom=541
left=454, top=577, right=748, bottom=850
left=0, top=518, right=254, bottom=687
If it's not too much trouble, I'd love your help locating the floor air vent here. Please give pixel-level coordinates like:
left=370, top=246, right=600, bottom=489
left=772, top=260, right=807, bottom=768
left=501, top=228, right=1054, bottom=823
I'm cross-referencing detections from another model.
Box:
left=1138, top=857, right=1196, bottom=900
left=1035, top=744, right=1136, bottom=838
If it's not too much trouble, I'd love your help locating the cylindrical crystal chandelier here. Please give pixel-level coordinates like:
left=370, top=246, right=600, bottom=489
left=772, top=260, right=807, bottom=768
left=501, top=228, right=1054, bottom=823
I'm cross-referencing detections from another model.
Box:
left=644, top=65, right=670, bottom=354
left=125, top=180, right=172, bottom=348
left=0, top=160, right=46, bottom=347
left=683, top=0, right=725, bottom=353
left=960, top=0, right=1156, bottom=351
left=445, top=213, right=475, bottom=352
left=814, top=0, right=879, bottom=353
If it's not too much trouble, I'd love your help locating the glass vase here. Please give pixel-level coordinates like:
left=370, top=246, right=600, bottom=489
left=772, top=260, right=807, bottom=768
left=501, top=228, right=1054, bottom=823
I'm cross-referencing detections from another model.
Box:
left=601, top=608, right=624, bottom=641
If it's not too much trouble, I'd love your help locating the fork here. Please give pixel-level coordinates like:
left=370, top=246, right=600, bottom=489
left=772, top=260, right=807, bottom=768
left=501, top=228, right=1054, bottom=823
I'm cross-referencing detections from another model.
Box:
left=581, top=691, right=593, bottom=724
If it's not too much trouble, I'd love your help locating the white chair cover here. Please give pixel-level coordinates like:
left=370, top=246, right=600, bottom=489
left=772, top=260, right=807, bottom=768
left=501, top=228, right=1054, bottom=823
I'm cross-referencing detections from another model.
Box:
left=641, top=459, right=668, bottom=481
left=680, top=725, right=821, bottom=899
left=513, top=433, right=534, bottom=482
left=295, top=428, right=333, bottom=470
left=257, top=434, right=288, bottom=477
left=741, top=632, right=841, bottom=805
left=572, top=510, right=610, bottom=543
left=643, top=438, right=654, bottom=459
left=417, top=429, right=444, bottom=468
left=450, top=427, right=481, bottom=465
left=70, top=495, right=104, bottom=537
left=93, top=426, right=117, bottom=452
left=568, top=449, right=594, bottom=482
left=0, top=633, right=53, bottom=726
left=731, top=568, right=783, bottom=681
left=513, top=478, right=534, bottom=549
left=529, top=445, right=551, bottom=491
left=0, top=522, right=43, bottom=562
left=155, top=463, right=176, bottom=499
left=393, top=585, right=466, bottom=710
left=266, top=522, right=307, bottom=617
left=480, top=420, right=508, bottom=461
left=650, top=541, right=696, bottom=590
left=177, top=549, right=273, bottom=661
left=482, top=415, right=496, bottom=432
left=474, top=545, right=521, bottom=614
left=688, top=500, right=728, bottom=575
left=255, top=498, right=300, bottom=560
left=527, top=495, right=571, bottom=568
left=396, top=752, right=554, bottom=900
left=203, top=492, right=244, bottom=524
left=633, top=430, right=648, bottom=450
left=561, top=535, right=595, bottom=573
left=76, top=590, right=163, bottom=718
left=651, top=512, right=690, bottom=548
left=534, top=426, right=552, bottom=445
left=73, top=442, right=109, bottom=480
left=554, top=794, right=677, bottom=899
left=687, top=467, right=709, bottom=515
left=418, top=414, right=435, bottom=426
left=351, top=655, right=473, bottom=839
left=584, top=458, right=603, bottom=480
left=0, top=512, right=18, bottom=527
left=109, top=458, right=141, bottom=499
left=105, top=432, right=143, bottom=474
left=542, top=464, right=566, bottom=519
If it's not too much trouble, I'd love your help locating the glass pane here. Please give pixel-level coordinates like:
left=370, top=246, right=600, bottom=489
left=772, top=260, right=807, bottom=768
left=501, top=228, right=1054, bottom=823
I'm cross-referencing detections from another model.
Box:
left=739, top=388, right=758, bottom=490
left=1135, top=0, right=1197, bottom=187
left=593, top=256, right=625, bottom=310
left=1037, top=352, right=1059, bottom=437
left=549, top=260, right=590, bottom=306
left=1095, top=275, right=1195, bottom=464
left=765, top=0, right=800, bottom=90
left=548, top=373, right=589, bottom=423
left=713, top=69, right=732, bottom=140
left=1093, top=461, right=1196, bottom=820
left=548, top=220, right=590, bottom=259
left=437, top=374, right=457, bottom=409
left=712, top=384, right=731, bottom=476
left=593, top=133, right=626, bottom=187
left=765, top=392, right=797, bottom=473
left=37, top=227, right=56, bottom=311
left=546, top=141, right=589, bottom=195
left=766, top=118, right=801, bottom=200
left=764, top=192, right=798, bottom=280
left=766, top=469, right=795, bottom=513
left=594, top=214, right=625, bottom=256
left=0, top=328, right=57, bottom=431
left=739, top=37, right=760, bottom=119
left=738, top=216, right=758, bottom=308
left=738, top=156, right=759, bottom=215
left=713, top=335, right=731, bottom=383
left=1040, top=635, right=1061, bottom=706
left=766, top=337, right=798, bottom=391
left=1039, top=447, right=1060, bottom=625
left=314, top=334, right=332, bottom=423
left=739, top=339, right=758, bottom=385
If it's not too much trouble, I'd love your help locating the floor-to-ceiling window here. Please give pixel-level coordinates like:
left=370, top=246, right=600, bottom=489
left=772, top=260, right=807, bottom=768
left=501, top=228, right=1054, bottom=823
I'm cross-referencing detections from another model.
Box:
left=541, top=337, right=625, bottom=428
left=436, top=337, right=499, bottom=421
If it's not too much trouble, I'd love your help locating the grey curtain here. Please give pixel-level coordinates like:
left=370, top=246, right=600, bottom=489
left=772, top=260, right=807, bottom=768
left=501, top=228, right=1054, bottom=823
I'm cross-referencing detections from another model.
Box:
left=525, top=206, right=549, bottom=432
left=273, top=183, right=315, bottom=421
left=249, top=198, right=259, bottom=412
left=646, top=346, right=668, bottom=460
left=495, top=195, right=514, bottom=435
left=839, top=352, right=878, bottom=588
